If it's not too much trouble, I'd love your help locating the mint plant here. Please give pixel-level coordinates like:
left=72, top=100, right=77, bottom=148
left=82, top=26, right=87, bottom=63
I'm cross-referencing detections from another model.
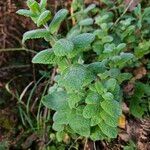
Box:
left=17, top=0, right=150, bottom=142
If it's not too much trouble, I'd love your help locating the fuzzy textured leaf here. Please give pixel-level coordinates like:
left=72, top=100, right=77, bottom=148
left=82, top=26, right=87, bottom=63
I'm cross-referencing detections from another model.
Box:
left=86, top=62, right=107, bottom=74
left=61, top=65, right=94, bottom=91
left=70, top=33, right=95, bottom=50
left=32, top=49, right=55, bottom=64
left=83, top=104, right=99, bottom=119
left=67, top=93, right=82, bottom=109
left=105, top=78, right=117, bottom=92
left=90, top=126, right=106, bottom=141
left=100, top=110, right=118, bottom=127
left=16, top=9, right=36, bottom=17
left=102, top=92, right=114, bottom=101
left=27, top=0, right=40, bottom=13
left=85, top=91, right=100, bottom=104
left=42, top=91, right=68, bottom=111
left=52, top=122, right=64, bottom=131
left=95, top=81, right=107, bottom=94
left=69, top=112, right=91, bottom=137
left=37, top=10, right=51, bottom=27
left=79, top=18, right=93, bottom=26
left=53, top=109, right=71, bottom=125
left=53, top=39, right=74, bottom=56
left=49, top=9, right=68, bottom=34
left=40, top=0, right=47, bottom=10
left=23, top=29, right=50, bottom=43
left=100, top=100, right=122, bottom=118
left=98, top=121, right=118, bottom=138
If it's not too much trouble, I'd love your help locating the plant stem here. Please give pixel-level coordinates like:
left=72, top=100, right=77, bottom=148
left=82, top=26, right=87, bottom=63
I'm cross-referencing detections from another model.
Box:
left=84, top=138, right=88, bottom=150
left=0, top=48, right=37, bottom=53
left=111, top=0, right=134, bottom=29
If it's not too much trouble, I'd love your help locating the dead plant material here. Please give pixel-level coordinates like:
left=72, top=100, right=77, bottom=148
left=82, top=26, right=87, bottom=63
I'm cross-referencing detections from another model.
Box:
left=133, top=66, right=147, bottom=80
left=0, top=0, right=34, bottom=67
left=126, top=118, right=150, bottom=150
left=123, top=82, right=135, bottom=96
left=124, top=0, right=141, bottom=11
left=21, top=133, right=38, bottom=149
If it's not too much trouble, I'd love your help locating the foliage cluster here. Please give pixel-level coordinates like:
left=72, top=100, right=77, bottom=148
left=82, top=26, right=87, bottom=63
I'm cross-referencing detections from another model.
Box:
left=17, top=0, right=150, bottom=143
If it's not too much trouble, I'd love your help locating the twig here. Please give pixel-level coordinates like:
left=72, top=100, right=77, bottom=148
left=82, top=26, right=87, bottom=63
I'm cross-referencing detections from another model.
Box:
left=84, top=138, right=88, bottom=150
left=0, top=65, right=30, bottom=71
left=0, top=47, right=37, bottom=53
left=68, top=136, right=81, bottom=150
left=50, top=68, right=57, bottom=85
left=94, top=142, right=97, bottom=150
left=111, top=0, right=134, bottom=29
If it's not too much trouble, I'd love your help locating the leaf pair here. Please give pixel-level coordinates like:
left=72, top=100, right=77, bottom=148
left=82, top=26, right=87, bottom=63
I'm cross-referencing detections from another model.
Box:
left=53, top=33, right=95, bottom=57
left=31, top=33, right=95, bottom=65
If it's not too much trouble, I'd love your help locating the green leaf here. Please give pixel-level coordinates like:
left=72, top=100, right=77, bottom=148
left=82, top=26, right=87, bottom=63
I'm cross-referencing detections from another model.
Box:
left=69, top=111, right=91, bottom=137
left=56, top=131, right=66, bottom=142
left=79, top=18, right=93, bottom=26
left=71, top=0, right=83, bottom=11
left=120, top=53, right=134, bottom=65
left=37, top=10, right=51, bottom=27
left=110, top=53, right=134, bottom=68
left=95, top=81, right=107, bottom=94
left=98, top=121, right=118, bottom=138
left=117, top=73, right=132, bottom=83
left=22, top=29, right=50, bottom=43
left=134, top=40, right=150, bottom=58
left=52, top=122, right=64, bottom=131
left=90, top=116, right=101, bottom=126
left=83, top=104, right=100, bottom=119
left=40, top=0, right=47, bottom=10
left=116, top=43, right=126, bottom=52
left=53, top=109, right=71, bottom=125
left=67, top=93, right=82, bottom=109
left=27, top=0, right=40, bottom=13
left=102, top=36, right=113, bottom=43
left=16, top=9, right=36, bottom=17
left=53, top=39, right=74, bottom=56
left=104, top=43, right=116, bottom=54
left=61, top=65, right=94, bottom=91
left=55, top=57, right=69, bottom=71
left=84, top=4, right=96, bottom=13
left=100, top=111, right=118, bottom=127
left=107, top=68, right=120, bottom=78
left=32, top=49, right=55, bottom=64
left=66, top=26, right=81, bottom=39
left=49, top=9, right=68, bottom=34
left=100, top=100, right=121, bottom=118
left=90, top=126, right=106, bottom=141
left=102, top=92, right=114, bottom=101
left=67, top=33, right=95, bottom=58
left=70, top=33, right=95, bottom=50
left=105, top=78, right=117, bottom=92
left=86, top=61, right=107, bottom=74
left=42, top=91, right=68, bottom=111
left=85, top=91, right=100, bottom=104
left=130, top=99, right=145, bottom=118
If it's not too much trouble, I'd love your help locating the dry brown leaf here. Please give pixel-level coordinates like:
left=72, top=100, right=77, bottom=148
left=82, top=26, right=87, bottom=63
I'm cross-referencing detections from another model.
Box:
left=21, top=133, right=38, bottom=149
left=122, top=102, right=129, bottom=114
left=63, top=134, right=70, bottom=144
left=133, top=67, right=147, bottom=80
left=119, top=132, right=130, bottom=142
